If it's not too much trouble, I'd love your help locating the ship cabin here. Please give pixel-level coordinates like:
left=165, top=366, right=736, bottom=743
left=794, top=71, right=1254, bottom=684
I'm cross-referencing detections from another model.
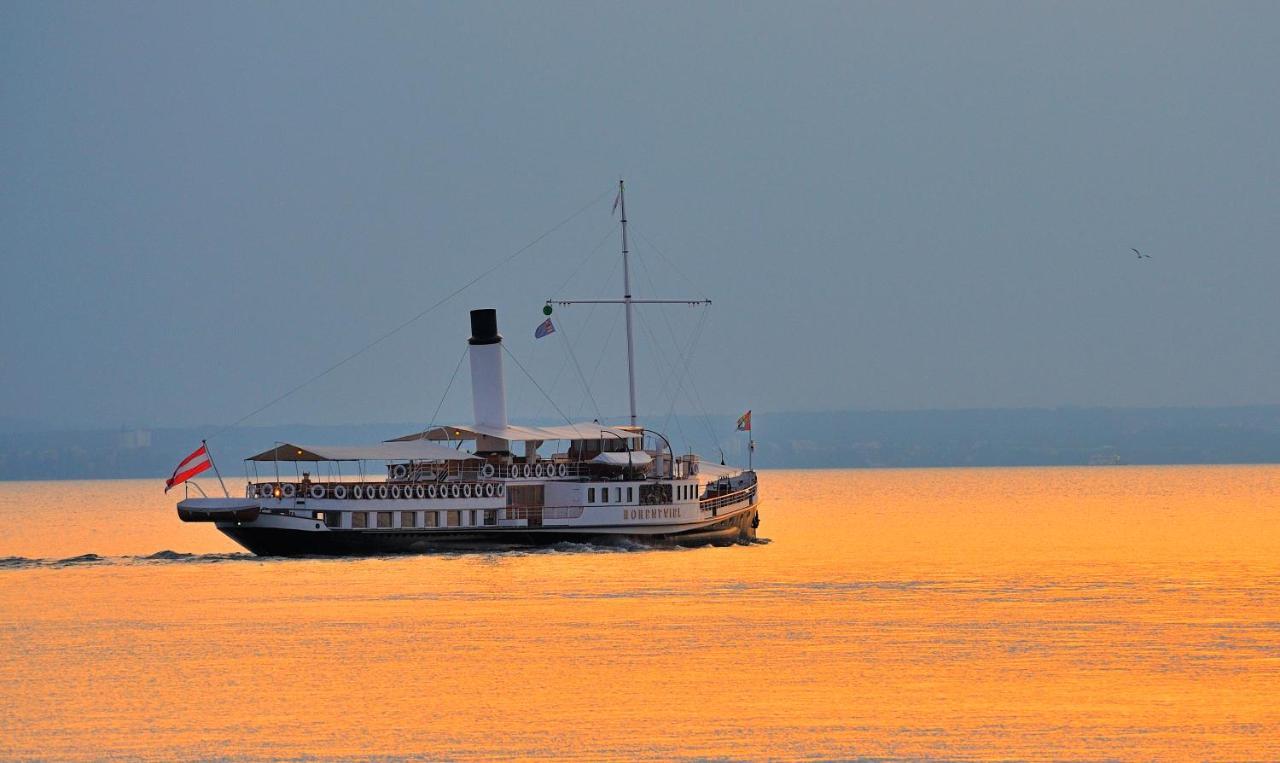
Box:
left=240, top=421, right=712, bottom=506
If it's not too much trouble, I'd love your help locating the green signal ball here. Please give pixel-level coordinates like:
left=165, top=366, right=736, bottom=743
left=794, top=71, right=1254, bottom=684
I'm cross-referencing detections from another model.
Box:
left=543, top=305, right=553, bottom=316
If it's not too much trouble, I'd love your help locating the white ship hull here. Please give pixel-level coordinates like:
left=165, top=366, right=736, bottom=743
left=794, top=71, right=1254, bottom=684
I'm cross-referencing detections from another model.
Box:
left=181, top=479, right=759, bottom=556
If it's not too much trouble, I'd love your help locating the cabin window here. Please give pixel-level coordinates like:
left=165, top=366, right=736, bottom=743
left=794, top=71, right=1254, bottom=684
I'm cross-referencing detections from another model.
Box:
left=352, top=512, right=368, bottom=529
left=627, top=487, right=634, bottom=503
left=324, top=511, right=342, bottom=528
left=483, top=510, right=497, bottom=526
left=401, top=511, right=416, bottom=529
left=588, top=487, right=595, bottom=503
left=614, top=487, right=621, bottom=502
left=601, top=488, right=609, bottom=504
left=424, top=511, right=438, bottom=528
left=377, top=511, right=392, bottom=528
left=447, top=510, right=460, bottom=527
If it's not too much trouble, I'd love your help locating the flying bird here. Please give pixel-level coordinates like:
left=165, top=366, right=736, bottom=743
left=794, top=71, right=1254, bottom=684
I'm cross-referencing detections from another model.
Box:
left=1131, top=248, right=1150, bottom=259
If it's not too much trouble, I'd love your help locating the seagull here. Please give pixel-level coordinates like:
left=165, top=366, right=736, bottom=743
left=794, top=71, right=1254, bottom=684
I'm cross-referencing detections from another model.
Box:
left=1131, top=248, right=1150, bottom=259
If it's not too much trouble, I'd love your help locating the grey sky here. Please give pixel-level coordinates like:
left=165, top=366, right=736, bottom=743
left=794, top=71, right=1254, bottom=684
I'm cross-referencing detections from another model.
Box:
left=3, top=1, right=1278, bottom=432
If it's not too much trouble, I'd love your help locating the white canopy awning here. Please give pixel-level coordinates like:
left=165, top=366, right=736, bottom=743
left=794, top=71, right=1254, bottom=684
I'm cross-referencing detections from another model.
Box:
left=247, top=441, right=480, bottom=462
left=697, top=461, right=744, bottom=479
left=391, top=422, right=640, bottom=444
left=590, top=451, right=654, bottom=466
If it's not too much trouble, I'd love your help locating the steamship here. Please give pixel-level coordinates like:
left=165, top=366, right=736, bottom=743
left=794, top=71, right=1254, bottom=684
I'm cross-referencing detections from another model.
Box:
left=175, top=182, right=760, bottom=556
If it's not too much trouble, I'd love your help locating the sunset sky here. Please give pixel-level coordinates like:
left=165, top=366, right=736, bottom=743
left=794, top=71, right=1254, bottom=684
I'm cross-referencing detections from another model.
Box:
left=3, top=2, right=1278, bottom=428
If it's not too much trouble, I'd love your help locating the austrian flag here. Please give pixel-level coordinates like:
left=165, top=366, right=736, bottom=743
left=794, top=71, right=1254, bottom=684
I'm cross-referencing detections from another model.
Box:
left=165, top=443, right=212, bottom=492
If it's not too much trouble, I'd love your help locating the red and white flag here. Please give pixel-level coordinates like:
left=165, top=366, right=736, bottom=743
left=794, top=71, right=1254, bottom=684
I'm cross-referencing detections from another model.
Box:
left=165, top=443, right=212, bottom=492
left=736, top=410, right=752, bottom=432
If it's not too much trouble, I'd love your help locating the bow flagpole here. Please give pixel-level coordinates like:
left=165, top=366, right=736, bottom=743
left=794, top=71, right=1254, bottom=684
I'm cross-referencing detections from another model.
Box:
left=737, top=410, right=753, bottom=471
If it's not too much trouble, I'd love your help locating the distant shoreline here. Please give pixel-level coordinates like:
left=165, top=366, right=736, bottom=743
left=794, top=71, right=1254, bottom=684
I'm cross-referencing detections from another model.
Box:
left=5, top=405, right=1280, bottom=481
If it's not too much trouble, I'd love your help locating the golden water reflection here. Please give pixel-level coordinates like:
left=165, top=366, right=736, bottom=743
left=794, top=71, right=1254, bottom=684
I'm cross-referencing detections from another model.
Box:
left=1, top=466, right=1277, bottom=759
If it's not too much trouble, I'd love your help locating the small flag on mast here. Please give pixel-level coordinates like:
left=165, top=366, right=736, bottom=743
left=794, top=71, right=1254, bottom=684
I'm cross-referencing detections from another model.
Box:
left=165, top=443, right=212, bottom=492
left=736, top=410, right=752, bottom=432
left=534, top=318, right=556, bottom=339
left=611, top=191, right=621, bottom=216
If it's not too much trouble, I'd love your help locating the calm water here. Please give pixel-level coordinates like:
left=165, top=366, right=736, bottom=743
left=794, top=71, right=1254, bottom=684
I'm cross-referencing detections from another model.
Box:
left=1, top=466, right=1278, bottom=760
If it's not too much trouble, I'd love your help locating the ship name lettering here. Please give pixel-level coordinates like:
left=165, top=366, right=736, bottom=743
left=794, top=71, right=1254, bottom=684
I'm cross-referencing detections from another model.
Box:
left=624, top=507, right=679, bottom=520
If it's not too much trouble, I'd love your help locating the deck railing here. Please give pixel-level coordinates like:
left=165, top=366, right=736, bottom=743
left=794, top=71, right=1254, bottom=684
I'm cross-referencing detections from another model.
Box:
left=699, top=484, right=757, bottom=513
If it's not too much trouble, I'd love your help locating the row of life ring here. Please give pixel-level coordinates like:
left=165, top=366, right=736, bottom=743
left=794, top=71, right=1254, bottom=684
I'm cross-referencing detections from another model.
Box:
left=254, top=483, right=506, bottom=500
left=511, top=463, right=568, bottom=479
left=386, top=463, right=502, bottom=481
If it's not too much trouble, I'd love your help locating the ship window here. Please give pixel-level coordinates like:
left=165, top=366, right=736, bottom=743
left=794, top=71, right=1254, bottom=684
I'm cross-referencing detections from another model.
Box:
left=424, top=511, right=438, bottom=528
left=484, top=510, right=497, bottom=526
left=377, top=511, right=392, bottom=528
left=324, top=511, right=342, bottom=528
left=601, top=488, right=608, bottom=504
left=588, top=487, right=595, bottom=503
left=401, top=511, right=416, bottom=528
left=627, top=487, right=634, bottom=503
left=352, top=512, right=367, bottom=529
left=614, top=487, right=621, bottom=502
left=447, top=510, right=460, bottom=527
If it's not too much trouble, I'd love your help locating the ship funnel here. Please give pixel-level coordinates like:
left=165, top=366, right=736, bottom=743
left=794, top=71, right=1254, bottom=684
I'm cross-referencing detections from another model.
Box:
left=468, top=308, right=509, bottom=453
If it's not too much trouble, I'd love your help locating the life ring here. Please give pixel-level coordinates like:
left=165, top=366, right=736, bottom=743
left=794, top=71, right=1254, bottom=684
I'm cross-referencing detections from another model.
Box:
left=557, top=463, right=568, bottom=477
left=496, top=483, right=505, bottom=497
left=534, top=463, right=545, bottom=478
left=353, top=485, right=364, bottom=499
left=415, top=485, right=426, bottom=499
left=428, top=484, right=437, bottom=498
left=523, top=463, right=532, bottom=478
left=463, top=483, right=472, bottom=498
left=391, top=464, right=408, bottom=480
left=484, top=482, right=496, bottom=497
left=281, top=483, right=296, bottom=498
left=481, top=463, right=495, bottom=478
left=391, top=485, right=402, bottom=499
left=333, top=485, right=348, bottom=500
left=448, top=483, right=458, bottom=498
left=309, top=485, right=325, bottom=500
left=378, top=484, right=389, bottom=499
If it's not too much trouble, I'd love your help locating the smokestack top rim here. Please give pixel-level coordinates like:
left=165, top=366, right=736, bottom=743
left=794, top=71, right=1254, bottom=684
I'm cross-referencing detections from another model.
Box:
left=469, top=308, right=501, bottom=346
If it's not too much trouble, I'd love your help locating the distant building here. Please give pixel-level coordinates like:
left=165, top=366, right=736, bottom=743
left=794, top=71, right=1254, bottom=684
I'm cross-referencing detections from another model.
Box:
left=116, top=428, right=152, bottom=450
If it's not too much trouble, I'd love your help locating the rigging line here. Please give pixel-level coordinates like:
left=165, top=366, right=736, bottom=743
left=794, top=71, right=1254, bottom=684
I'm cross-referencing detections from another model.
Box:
left=208, top=186, right=614, bottom=440
left=501, top=344, right=575, bottom=428
left=547, top=221, right=619, bottom=303
left=630, top=225, right=710, bottom=301
left=656, top=305, right=711, bottom=437
left=631, top=244, right=705, bottom=414
left=631, top=244, right=722, bottom=456
left=651, top=304, right=717, bottom=460
left=551, top=317, right=602, bottom=422
left=418, top=343, right=469, bottom=437
left=575, top=299, right=623, bottom=421
left=681, top=339, right=727, bottom=462
left=536, top=253, right=620, bottom=422
left=633, top=309, right=694, bottom=452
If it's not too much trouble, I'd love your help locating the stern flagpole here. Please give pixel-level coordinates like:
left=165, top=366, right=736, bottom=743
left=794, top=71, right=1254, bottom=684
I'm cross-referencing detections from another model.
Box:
left=203, top=439, right=230, bottom=498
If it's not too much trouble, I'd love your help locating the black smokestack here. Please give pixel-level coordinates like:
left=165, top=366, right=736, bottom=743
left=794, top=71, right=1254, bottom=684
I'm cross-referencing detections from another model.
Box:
left=469, top=308, right=500, bottom=346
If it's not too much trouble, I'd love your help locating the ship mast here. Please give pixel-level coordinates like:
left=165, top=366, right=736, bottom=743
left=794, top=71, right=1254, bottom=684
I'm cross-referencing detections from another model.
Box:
left=549, top=179, right=710, bottom=428
left=619, top=180, right=638, bottom=426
